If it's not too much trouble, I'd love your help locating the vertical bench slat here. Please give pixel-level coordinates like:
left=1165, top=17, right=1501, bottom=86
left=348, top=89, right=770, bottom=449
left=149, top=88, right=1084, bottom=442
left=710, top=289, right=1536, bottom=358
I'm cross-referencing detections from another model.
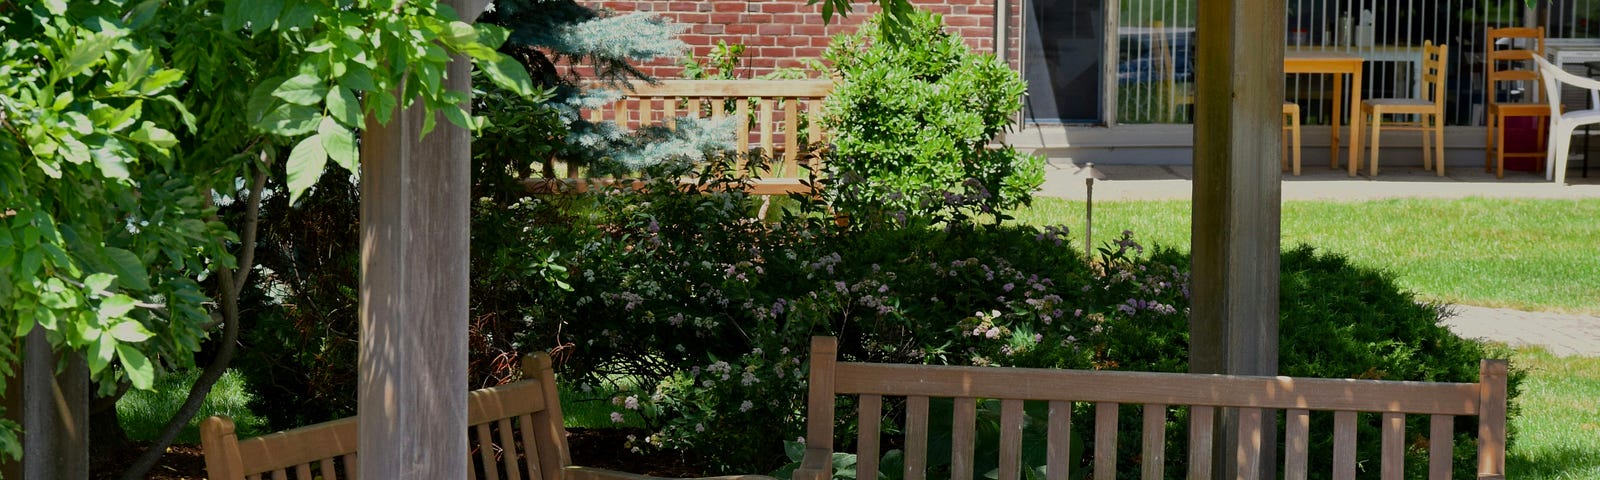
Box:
left=712, top=98, right=725, bottom=119
left=1382, top=412, right=1405, bottom=480
left=295, top=463, right=313, bottom=480
left=759, top=99, right=777, bottom=162
left=735, top=98, right=750, bottom=153
left=806, top=101, right=824, bottom=171
left=271, top=468, right=287, bottom=479
left=617, top=99, right=632, bottom=131
left=498, top=417, right=524, bottom=480
left=664, top=99, right=678, bottom=130
left=246, top=474, right=261, bottom=480
left=519, top=414, right=544, bottom=480
left=1235, top=408, right=1263, bottom=480
left=858, top=394, right=883, bottom=480
left=905, top=396, right=930, bottom=480
left=1093, top=402, right=1117, bottom=480
left=1429, top=414, right=1454, bottom=480
left=1187, top=406, right=1214, bottom=480
left=342, top=453, right=358, bottom=479
left=1479, top=359, right=1508, bottom=478
left=319, top=458, right=337, bottom=480
left=1141, top=404, right=1166, bottom=480
left=999, top=399, right=1024, bottom=480
left=1284, top=409, right=1310, bottom=480
left=527, top=354, right=571, bottom=479
left=1046, top=400, right=1072, bottom=480
left=478, top=423, right=503, bottom=480
left=783, top=99, right=800, bottom=175
left=951, top=398, right=977, bottom=480
left=807, top=336, right=839, bottom=454
left=1333, top=411, right=1358, bottom=480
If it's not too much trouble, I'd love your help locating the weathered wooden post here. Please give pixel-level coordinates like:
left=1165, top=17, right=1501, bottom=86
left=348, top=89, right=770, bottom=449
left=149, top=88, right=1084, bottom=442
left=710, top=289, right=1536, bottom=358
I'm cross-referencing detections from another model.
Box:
left=358, top=0, right=487, bottom=476
left=1, top=330, right=90, bottom=480
left=1191, top=0, right=1284, bottom=478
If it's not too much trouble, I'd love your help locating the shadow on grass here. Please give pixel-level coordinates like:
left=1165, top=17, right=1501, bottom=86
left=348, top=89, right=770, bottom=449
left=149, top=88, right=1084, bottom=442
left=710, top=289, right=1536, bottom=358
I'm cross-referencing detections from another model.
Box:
left=1509, top=446, right=1600, bottom=479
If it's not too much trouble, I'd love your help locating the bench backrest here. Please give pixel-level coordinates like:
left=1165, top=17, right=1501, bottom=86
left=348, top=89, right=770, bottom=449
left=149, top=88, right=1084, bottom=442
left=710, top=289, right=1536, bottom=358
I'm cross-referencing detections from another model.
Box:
left=579, top=79, right=833, bottom=179
left=798, top=336, right=1507, bottom=480
left=200, top=353, right=571, bottom=480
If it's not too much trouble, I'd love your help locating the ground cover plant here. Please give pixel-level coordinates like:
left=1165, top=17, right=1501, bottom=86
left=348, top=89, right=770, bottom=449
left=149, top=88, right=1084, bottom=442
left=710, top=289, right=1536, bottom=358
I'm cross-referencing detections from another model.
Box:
left=1010, top=198, right=1600, bottom=314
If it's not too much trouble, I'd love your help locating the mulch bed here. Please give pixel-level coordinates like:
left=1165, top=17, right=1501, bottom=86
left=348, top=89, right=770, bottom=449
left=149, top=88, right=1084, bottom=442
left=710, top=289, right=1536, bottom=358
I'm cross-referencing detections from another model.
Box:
left=92, top=428, right=704, bottom=479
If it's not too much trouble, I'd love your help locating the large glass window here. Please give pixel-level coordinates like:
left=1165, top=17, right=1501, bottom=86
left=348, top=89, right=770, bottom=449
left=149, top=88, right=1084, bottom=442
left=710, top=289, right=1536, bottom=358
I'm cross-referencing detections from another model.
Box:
left=1023, top=0, right=1106, bottom=124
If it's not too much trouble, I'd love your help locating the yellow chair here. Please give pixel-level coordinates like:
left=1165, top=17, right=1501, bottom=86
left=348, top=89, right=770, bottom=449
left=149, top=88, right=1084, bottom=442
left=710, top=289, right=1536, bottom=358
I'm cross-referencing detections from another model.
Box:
left=1283, top=102, right=1302, bottom=176
left=1485, top=27, right=1551, bottom=178
left=1361, top=41, right=1448, bottom=176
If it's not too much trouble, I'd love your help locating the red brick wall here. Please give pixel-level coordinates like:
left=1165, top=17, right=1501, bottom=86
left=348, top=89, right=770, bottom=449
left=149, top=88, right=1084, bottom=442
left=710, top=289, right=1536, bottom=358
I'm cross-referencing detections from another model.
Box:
left=589, top=0, right=1023, bottom=79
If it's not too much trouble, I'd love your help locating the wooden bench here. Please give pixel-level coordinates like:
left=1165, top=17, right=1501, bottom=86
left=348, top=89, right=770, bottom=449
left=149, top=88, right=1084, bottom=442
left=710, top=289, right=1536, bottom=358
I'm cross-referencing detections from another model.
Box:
left=200, top=352, right=776, bottom=480
left=795, top=336, right=1508, bottom=480
left=529, top=80, right=833, bottom=196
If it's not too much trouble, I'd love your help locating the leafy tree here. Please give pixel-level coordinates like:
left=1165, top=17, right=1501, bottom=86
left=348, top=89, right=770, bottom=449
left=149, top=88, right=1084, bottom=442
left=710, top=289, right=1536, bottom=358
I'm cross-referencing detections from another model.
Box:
left=0, top=0, right=532, bottom=476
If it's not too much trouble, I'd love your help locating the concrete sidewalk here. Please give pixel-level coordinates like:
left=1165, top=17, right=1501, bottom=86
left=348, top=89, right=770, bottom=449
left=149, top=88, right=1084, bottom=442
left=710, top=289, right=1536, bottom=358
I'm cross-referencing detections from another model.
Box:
left=1036, top=160, right=1600, bottom=202
left=1029, top=160, right=1600, bottom=357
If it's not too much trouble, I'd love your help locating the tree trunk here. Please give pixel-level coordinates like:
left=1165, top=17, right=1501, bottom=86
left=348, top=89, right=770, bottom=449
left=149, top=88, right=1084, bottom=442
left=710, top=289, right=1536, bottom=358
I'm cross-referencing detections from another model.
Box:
left=117, top=170, right=266, bottom=480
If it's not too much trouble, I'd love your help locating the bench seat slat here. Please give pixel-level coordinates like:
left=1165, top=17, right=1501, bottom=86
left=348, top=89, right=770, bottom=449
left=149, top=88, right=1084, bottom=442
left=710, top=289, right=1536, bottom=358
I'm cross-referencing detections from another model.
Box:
left=952, top=398, right=977, bottom=480
left=1141, top=404, right=1166, bottom=480
left=905, top=396, right=929, bottom=480
left=999, top=399, right=1024, bottom=480
left=1093, top=402, right=1117, bottom=480
left=832, top=363, right=1482, bottom=415
left=1429, top=414, right=1454, bottom=480
left=1046, top=400, right=1071, bottom=480
left=1284, top=409, right=1310, bottom=480
left=858, top=395, right=883, bottom=480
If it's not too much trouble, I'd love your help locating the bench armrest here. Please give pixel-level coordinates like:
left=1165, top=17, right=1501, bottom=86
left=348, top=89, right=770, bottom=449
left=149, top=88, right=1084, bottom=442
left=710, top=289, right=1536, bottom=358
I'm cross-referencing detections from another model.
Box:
left=790, top=448, right=834, bottom=480
left=564, top=465, right=777, bottom=480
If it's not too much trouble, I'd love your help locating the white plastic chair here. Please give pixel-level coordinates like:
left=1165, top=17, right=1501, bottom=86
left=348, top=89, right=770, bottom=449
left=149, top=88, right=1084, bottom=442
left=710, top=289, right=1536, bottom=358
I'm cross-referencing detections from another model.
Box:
left=1532, top=55, right=1600, bottom=184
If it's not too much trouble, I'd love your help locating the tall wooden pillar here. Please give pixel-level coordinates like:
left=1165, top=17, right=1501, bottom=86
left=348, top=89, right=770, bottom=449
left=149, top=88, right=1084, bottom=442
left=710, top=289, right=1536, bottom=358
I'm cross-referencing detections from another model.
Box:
left=357, top=1, right=484, bottom=475
left=1190, top=0, right=1284, bottom=478
left=1, top=329, right=89, bottom=480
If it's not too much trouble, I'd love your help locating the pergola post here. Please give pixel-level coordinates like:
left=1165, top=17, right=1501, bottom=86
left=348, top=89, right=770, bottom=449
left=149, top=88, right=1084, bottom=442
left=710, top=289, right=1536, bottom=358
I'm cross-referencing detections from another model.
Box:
left=357, top=0, right=485, bottom=476
left=1190, top=0, right=1284, bottom=478
left=0, top=330, right=89, bottom=480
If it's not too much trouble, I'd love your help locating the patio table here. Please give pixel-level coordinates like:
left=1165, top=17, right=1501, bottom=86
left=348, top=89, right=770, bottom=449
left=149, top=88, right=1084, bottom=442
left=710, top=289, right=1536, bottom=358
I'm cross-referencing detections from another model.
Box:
left=1286, top=49, right=1365, bottom=176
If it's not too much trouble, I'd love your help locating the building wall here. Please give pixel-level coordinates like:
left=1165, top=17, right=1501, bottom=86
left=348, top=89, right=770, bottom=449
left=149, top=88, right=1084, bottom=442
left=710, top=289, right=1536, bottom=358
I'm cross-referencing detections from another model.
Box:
left=588, top=0, right=1022, bottom=79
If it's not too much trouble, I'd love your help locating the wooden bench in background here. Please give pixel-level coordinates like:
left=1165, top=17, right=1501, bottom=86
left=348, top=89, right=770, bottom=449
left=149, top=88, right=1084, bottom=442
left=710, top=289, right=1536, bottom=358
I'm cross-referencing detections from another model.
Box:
left=795, top=336, right=1508, bottom=480
left=528, top=80, right=833, bottom=196
left=201, top=353, right=776, bottom=480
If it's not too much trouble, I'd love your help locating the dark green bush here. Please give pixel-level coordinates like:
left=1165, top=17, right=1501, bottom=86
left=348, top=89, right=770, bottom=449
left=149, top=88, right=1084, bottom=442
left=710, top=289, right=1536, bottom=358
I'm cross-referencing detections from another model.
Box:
left=822, top=10, right=1044, bottom=227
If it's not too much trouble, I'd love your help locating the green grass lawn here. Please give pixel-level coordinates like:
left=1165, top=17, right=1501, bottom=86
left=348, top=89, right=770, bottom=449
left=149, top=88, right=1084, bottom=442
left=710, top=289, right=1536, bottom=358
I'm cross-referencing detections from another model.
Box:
left=1010, top=197, right=1600, bottom=314
left=117, top=369, right=268, bottom=444
left=1506, top=346, right=1600, bottom=479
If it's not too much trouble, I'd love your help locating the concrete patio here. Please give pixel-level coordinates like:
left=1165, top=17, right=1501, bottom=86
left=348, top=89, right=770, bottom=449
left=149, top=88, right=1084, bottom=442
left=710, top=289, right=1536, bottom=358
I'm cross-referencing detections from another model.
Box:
left=1036, top=159, right=1600, bottom=201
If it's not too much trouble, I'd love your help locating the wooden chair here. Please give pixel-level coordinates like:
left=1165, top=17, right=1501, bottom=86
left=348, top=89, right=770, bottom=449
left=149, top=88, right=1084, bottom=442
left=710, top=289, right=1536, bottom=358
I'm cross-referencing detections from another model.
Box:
left=201, top=353, right=776, bottom=480
left=1283, top=102, right=1302, bottom=176
left=1485, top=27, right=1550, bottom=178
left=1361, top=41, right=1448, bottom=176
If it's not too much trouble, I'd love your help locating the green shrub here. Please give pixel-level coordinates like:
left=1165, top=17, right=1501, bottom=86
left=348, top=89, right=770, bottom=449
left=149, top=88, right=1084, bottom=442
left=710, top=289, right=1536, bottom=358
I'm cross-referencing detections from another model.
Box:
left=822, top=10, right=1044, bottom=227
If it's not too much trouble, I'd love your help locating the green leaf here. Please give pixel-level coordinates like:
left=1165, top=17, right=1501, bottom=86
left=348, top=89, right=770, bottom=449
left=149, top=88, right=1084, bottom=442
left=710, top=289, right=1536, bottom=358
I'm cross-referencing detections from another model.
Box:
left=84, top=273, right=115, bottom=292
left=104, top=247, right=150, bottom=291
left=256, top=104, right=320, bottom=136
left=286, top=135, right=328, bottom=204
left=87, top=337, right=114, bottom=376
left=115, top=343, right=154, bottom=390
left=59, top=135, right=91, bottom=165
left=99, top=295, right=139, bottom=320
left=479, top=53, right=535, bottom=97
left=92, top=145, right=131, bottom=179
left=131, top=122, right=178, bottom=148
left=107, top=319, right=153, bottom=343
left=273, top=73, right=328, bottom=106
left=441, top=105, right=474, bottom=131
left=326, top=86, right=362, bottom=128
left=318, top=118, right=357, bottom=172
left=244, top=0, right=284, bottom=32
left=56, top=32, right=120, bottom=81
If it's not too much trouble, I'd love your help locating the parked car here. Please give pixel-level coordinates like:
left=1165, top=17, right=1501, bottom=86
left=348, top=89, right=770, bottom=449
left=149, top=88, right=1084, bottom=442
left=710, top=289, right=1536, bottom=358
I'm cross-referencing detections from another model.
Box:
left=1116, top=27, right=1195, bottom=84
